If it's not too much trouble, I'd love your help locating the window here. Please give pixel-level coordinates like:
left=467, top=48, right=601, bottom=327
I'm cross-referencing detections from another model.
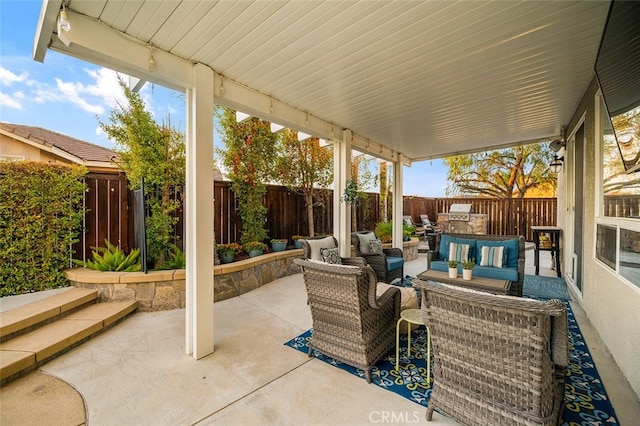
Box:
left=597, top=94, right=640, bottom=289
left=596, top=224, right=616, bottom=270
left=620, top=229, right=640, bottom=286
left=601, top=98, right=640, bottom=219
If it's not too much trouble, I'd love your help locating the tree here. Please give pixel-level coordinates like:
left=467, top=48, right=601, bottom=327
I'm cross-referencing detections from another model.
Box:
left=350, top=155, right=378, bottom=229
left=273, top=129, right=333, bottom=237
left=215, top=106, right=277, bottom=245
left=99, top=78, right=185, bottom=267
left=379, top=162, right=390, bottom=222
left=444, top=143, right=556, bottom=198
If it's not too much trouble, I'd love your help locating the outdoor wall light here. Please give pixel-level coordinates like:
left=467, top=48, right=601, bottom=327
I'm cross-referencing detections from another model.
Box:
left=550, top=155, right=564, bottom=173
left=58, top=4, right=70, bottom=33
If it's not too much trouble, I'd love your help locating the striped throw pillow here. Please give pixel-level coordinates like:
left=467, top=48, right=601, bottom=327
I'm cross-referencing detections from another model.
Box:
left=448, top=242, right=470, bottom=263
left=480, top=246, right=505, bottom=268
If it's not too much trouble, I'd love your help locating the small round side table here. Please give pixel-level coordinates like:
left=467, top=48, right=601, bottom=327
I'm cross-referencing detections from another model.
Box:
left=395, top=308, right=431, bottom=382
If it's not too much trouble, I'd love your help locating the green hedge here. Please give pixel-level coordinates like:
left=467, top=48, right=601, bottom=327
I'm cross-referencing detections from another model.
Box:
left=0, top=162, right=87, bottom=296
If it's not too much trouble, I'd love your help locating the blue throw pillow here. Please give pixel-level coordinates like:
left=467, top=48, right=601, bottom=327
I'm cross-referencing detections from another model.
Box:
left=479, top=239, right=519, bottom=268
left=439, top=235, right=478, bottom=261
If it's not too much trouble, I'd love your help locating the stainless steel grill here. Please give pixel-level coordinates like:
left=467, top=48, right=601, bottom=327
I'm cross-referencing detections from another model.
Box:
left=449, top=204, right=473, bottom=221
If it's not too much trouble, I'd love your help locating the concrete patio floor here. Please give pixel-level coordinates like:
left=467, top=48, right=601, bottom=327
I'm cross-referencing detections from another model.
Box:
left=1, top=249, right=639, bottom=425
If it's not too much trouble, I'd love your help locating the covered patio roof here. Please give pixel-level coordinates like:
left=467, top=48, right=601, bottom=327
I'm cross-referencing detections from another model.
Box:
left=35, top=0, right=609, bottom=163
left=32, top=0, right=613, bottom=360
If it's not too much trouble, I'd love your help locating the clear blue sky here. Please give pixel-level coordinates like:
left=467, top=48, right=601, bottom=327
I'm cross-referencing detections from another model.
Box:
left=0, top=0, right=448, bottom=197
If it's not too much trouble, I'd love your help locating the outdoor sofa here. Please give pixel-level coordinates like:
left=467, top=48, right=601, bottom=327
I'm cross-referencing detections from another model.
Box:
left=427, top=233, right=525, bottom=296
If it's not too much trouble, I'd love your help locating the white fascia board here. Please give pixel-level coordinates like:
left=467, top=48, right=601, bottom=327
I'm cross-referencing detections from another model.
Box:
left=214, top=74, right=342, bottom=143
left=47, top=11, right=193, bottom=91
left=412, top=136, right=557, bottom=162
left=33, top=0, right=62, bottom=62
left=84, top=160, right=118, bottom=169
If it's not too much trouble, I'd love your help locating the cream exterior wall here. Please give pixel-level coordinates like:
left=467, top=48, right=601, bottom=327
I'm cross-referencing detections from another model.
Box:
left=0, top=135, right=64, bottom=164
left=562, top=78, right=640, bottom=397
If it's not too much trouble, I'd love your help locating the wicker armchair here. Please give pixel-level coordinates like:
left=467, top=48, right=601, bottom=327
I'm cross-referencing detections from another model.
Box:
left=351, top=231, right=404, bottom=284
left=293, top=258, right=401, bottom=383
left=416, top=280, right=568, bottom=425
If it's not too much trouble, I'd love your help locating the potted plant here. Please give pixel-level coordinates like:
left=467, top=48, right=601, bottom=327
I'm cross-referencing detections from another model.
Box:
left=270, top=238, right=288, bottom=252
left=244, top=241, right=267, bottom=258
left=447, top=260, right=458, bottom=278
left=216, top=242, right=242, bottom=264
left=402, top=224, right=415, bottom=241
left=340, top=180, right=359, bottom=205
left=292, top=235, right=307, bottom=249
left=462, top=259, right=475, bottom=280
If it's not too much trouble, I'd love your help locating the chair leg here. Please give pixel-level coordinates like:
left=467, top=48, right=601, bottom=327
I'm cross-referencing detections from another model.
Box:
left=426, top=407, right=434, bottom=421
left=307, top=346, right=312, bottom=357
left=365, top=369, right=372, bottom=383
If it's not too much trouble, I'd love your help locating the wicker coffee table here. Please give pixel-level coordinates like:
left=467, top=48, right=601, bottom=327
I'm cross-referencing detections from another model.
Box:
left=417, top=269, right=511, bottom=295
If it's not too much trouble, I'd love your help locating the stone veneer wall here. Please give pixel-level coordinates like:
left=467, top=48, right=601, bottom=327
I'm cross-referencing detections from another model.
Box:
left=65, top=239, right=419, bottom=312
left=64, top=249, right=305, bottom=312
left=437, top=213, right=488, bottom=234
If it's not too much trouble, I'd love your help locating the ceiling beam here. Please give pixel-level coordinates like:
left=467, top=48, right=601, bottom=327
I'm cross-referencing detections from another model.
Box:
left=34, top=7, right=411, bottom=164
left=33, top=0, right=62, bottom=62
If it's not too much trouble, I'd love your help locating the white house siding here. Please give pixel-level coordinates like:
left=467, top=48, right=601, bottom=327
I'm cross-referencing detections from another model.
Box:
left=560, top=77, right=640, bottom=397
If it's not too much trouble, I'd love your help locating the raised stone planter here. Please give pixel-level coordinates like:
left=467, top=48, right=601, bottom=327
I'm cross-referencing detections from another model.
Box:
left=64, top=239, right=417, bottom=312
left=64, top=249, right=305, bottom=312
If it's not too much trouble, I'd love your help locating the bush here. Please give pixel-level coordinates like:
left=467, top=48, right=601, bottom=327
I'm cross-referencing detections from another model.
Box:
left=155, top=243, right=185, bottom=270
left=74, top=240, right=141, bottom=272
left=0, top=162, right=87, bottom=296
left=374, top=221, right=393, bottom=243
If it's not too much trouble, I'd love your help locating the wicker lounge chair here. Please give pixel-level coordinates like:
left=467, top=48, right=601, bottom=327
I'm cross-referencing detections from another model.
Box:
left=415, top=280, right=568, bottom=425
left=293, top=258, right=401, bottom=383
left=351, top=231, right=404, bottom=284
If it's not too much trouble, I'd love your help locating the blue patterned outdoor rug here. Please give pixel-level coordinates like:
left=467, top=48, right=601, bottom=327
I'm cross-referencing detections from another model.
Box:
left=285, top=304, right=618, bottom=425
left=523, top=274, right=571, bottom=300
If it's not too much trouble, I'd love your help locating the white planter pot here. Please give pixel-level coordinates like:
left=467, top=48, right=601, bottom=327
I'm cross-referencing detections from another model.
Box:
left=463, top=269, right=473, bottom=280
left=448, top=267, right=457, bottom=278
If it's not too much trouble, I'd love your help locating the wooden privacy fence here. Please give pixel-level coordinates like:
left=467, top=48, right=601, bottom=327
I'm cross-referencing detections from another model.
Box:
left=403, top=196, right=558, bottom=241
left=74, top=175, right=565, bottom=259
left=73, top=172, right=130, bottom=261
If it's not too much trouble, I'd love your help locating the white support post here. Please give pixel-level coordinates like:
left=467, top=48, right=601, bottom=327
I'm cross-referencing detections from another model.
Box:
left=392, top=154, right=404, bottom=248
left=185, top=63, right=215, bottom=359
left=334, top=130, right=352, bottom=257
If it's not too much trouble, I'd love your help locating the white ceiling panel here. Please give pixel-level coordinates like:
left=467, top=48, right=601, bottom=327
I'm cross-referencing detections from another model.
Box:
left=60, top=0, right=611, bottom=161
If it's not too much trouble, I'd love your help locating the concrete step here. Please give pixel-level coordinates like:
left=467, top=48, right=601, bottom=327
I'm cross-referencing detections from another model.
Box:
left=1, top=288, right=98, bottom=341
left=0, top=300, right=138, bottom=383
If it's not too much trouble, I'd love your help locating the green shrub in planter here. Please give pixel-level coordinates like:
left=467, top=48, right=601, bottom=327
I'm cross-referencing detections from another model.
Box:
left=74, top=240, right=142, bottom=272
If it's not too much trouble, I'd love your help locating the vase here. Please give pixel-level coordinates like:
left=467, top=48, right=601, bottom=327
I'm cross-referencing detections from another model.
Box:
left=219, top=252, right=235, bottom=264
left=463, top=269, right=473, bottom=280
left=271, top=241, right=287, bottom=252
left=248, top=249, right=264, bottom=258
left=294, top=240, right=304, bottom=249
left=448, top=267, right=457, bottom=278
